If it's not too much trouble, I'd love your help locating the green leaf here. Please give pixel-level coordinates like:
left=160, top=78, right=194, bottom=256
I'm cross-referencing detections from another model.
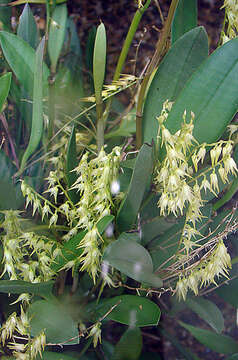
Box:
left=112, top=327, right=142, bottom=360
left=0, top=150, right=23, bottom=209
left=17, top=3, right=39, bottom=49
left=179, top=321, right=238, bottom=355
left=96, top=214, right=114, bottom=234
left=0, top=72, right=11, bottom=112
left=0, top=280, right=53, bottom=296
left=66, top=126, right=80, bottom=203
left=0, top=31, right=50, bottom=96
left=116, top=143, right=153, bottom=232
left=48, top=3, right=68, bottom=72
left=20, top=37, right=45, bottom=173
left=37, top=352, right=78, bottom=360
left=163, top=38, right=238, bottom=146
left=172, top=0, right=197, bottom=43
left=94, top=294, right=161, bottom=327
left=0, top=0, right=11, bottom=31
left=150, top=204, right=212, bottom=270
left=93, top=23, right=106, bottom=103
left=216, top=277, right=238, bottom=308
left=103, top=233, right=163, bottom=288
left=143, top=26, right=208, bottom=144
left=185, top=296, right=224, bottom=333
left=28, top=299, right=79, bottom=344
left=52, top=216, right=114, bottom=272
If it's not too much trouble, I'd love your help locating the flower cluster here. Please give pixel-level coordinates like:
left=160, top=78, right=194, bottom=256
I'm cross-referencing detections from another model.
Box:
left=221, top=0, right=238, bottom=43
left=21, top=146, right=121, bottom=281
left=1, top=306, right=46, bottom=359
left=176, top=240, right=231, bottom=300
left=154, top=101, right=237, bottom=299
left=0, top=210, right=61, bottom=283
left=155, top=101, right=237, bottom=256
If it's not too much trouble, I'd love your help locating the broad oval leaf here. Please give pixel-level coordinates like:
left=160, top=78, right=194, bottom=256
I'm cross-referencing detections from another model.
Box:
left=164, top=38, right=238, bottom=146
left=185, top=296, right=224, bottom=333
left=94, top=294, right=161, bottom=327
left=103, top=233, right=163, bottom=288
left=17, top=3, right=39, bottom=49
left=171, top=0, right=197, bottom=43
left=37, top=352, right=78, bottom=360
left=0, top=72, right=11, bottom=112
left=48, top=3, right=68, bottom=72
left=143, top=26, right=208, bottom=144
left=116, top=143, right=153, bottom=232
left=180, top=321, right=238, bottom=355
left=0, top=31, right=49, bottom=96
left=28, top=299, right=79, bottom=344
left=112, top=327, right=142, bottom=360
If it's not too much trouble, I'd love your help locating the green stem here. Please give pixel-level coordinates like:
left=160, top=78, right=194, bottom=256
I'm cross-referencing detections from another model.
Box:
left=96, top=101, right=104, bottom=152
left=48, top=75, right=56, bottom=142
left=136, top=0, right=179, bottom=149
left=103, top=0, right=151, bottom=122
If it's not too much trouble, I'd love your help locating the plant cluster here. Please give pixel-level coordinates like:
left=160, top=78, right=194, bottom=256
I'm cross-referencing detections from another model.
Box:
left=0, top=0, right=237, bottom=359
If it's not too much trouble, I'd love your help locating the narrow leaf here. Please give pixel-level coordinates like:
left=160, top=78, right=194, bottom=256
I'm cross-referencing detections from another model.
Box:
left=48, top=3, right=68, bottom=72
left=93, top=23, right=106, bottom=103
left=66, top=126, right=80, bottom=203
left=20, top=37, right=45, bottom=173
left=0, top=31, right=49, bottom=96
left=0, top=72, right=11, bottom=112
left=180, top=321, right=238, bottom=354
left=17, top=3, right=39, bottom=49
left=0, top=280, right=53, bottom=295
left=172, top=0, right=197, bottom=43
left=117, top=143, right=153, bottom=232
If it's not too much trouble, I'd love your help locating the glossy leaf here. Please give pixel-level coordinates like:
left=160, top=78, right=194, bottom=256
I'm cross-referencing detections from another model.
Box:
left=48, top=3, right=68, bottom=72
left=163, top=38, right=238, bottom=147
left=0, top=0, right=11, bottom=31
left=17, top=3, right=39, bottom=49
left=0, top=280, right=53, bottom=296
left=103, top=233, right=163, bottom=287
left=143, top=26, right=208, bottom=144
left=93, top=23, right=106, bottom=103
left=112, top=327, right=142, bottom=360
left=28, top=299, right=79, bottom=344
left=0, top=31, right=50, bottom=96
left=0, top=72, right=11, bottom=112
left=116, top=143, right=153, bottom=232
left=185, top=296, right=224, bottom=333
left=66, top=126, right=80, bottom=203
left=172, top=0, right=197, bottom=43
left=20, top=37, right=45, bottom=173
left=180, top=321, right=238, bottom=354
left=94, top=294, right=161, bottom=327
left=96, top=214, right=114, bottom=234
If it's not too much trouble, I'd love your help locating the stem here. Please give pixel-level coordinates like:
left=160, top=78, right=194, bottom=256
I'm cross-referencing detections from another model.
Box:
left=96, top=101, right=104, bottom=152
left=48, top=75, right=56, bottom=142
left=136, top=0, right=179, bottom=149
left=103, top=0, right=151, bottom=122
